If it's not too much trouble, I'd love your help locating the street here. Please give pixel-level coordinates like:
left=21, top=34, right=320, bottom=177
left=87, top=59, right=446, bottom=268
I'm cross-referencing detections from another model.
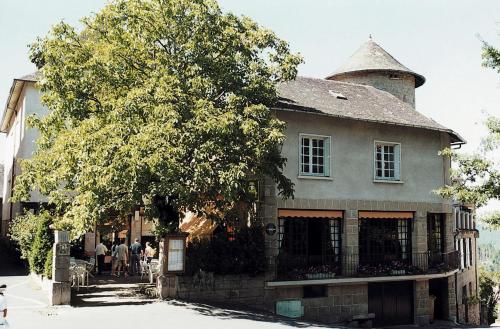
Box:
left=1, top=274, right=332, bottom=329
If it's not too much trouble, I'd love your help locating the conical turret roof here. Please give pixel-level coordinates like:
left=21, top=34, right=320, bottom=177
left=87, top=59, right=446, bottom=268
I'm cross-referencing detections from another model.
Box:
left=326, top=40, right=425, bottom=87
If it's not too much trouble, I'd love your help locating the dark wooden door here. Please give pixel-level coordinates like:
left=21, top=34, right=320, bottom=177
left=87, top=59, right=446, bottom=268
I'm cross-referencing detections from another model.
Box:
left=369, top=281, right=414, bottom=326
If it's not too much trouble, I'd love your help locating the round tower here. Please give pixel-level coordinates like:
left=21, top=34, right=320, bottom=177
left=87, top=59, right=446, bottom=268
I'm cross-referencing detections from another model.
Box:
left=326, top=39, right=425, bottom=108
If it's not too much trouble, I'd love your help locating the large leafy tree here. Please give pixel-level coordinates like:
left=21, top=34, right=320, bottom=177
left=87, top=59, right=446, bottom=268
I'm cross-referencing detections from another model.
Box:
left=14, top=0, right=302, bottom=237
left=437, top=42, right=500, bottom=227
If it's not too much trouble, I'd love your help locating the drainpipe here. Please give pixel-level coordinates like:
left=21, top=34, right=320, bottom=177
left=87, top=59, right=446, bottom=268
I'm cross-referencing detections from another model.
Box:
left=455, top=272, right=459, bottom=323
left=8, top=158, right=15, bottom=229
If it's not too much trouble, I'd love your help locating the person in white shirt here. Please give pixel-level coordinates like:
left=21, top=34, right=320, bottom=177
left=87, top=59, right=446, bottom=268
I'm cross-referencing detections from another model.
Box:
left=95, top=242, right=108, bottom=275
left=0, top=284, right=7, bottom=326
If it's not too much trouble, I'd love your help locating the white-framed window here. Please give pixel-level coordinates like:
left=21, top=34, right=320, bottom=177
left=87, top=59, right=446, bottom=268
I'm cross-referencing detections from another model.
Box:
left=299, top=134, right=330, bottom=177
left=374, top=141, right=401, bottom=181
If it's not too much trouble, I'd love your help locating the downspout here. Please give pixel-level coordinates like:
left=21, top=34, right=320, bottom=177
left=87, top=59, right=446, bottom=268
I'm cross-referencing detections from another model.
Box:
left=8, top=158, right=15, bottom=227
left=455, top=271, right=459, bottom=323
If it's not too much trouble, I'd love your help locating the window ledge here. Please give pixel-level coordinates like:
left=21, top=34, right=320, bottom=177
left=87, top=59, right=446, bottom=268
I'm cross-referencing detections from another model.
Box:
left=298, top=175, right=333, bottom=181
left=373, top=179, right=404, bottom=184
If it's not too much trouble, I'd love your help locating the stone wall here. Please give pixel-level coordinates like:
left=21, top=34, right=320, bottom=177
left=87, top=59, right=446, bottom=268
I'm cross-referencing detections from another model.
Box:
left=161, top=274, right=268, bottom=311
left=415, top=280, right=430, bottom=325
left=329, top=71, right=416, bottom=107
left=159, top=273, right=369, bottom=325
left=267, top=283, right=368, bottom=324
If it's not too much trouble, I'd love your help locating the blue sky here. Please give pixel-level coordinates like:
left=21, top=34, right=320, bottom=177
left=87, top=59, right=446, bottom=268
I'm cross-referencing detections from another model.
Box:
left=1, top=0, right=499, bottom=213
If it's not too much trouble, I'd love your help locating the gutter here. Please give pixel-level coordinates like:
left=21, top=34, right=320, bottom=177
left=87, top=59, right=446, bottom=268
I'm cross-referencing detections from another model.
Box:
left=0, top=78, right=37, bottom=133
left=274, top=106, right=467, bottom=145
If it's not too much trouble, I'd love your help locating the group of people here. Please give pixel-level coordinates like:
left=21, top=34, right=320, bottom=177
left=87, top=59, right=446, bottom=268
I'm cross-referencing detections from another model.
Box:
left=94, top=238, right=156, bottom=277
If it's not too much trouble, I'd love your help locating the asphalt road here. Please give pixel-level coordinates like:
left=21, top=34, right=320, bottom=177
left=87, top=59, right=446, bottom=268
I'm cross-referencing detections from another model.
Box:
left=0, top=274, right=329, bottom=329
left=1, top=274, right=498, bottom=329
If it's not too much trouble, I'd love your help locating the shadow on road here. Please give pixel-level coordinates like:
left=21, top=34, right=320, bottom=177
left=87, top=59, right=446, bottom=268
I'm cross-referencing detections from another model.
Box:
left=167, top=300, right=332, bottom=328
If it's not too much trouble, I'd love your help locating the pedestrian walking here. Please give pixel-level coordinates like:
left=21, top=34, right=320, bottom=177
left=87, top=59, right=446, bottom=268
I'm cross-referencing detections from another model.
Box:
left=95, top=241, right=108, bottom=275
left=110, top=240, right=119, bottom=276
left=0, top=284, right=8, bottom=327
left=129, top=238, right=142, bottom=276
left=115, top=239, right=128, bottom=277
left=144, top=242, right=156, bottom=264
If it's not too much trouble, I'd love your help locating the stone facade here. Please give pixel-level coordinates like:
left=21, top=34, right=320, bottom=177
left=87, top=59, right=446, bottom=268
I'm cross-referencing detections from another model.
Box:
left=50, top=231, right=71, bottom=305
left=158, top=274, right=268, bottom=311
left=331, top=71, right=416, bottom=107
left=415, top=280, right=430, bottom=325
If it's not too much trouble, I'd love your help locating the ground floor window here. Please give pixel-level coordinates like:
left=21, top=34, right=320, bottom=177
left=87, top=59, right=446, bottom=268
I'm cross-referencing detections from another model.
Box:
left=359, top=218, right=411, bottom=264
left=428, top=213, right=445, bottom=265
left=279, top=217, right=341, bottom=261
left=277, top=216, right=341, bottom=278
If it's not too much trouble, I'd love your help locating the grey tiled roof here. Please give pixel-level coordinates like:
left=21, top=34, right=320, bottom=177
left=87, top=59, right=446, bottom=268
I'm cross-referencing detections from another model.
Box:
left=277, top=76, right=464, bottom=143
left=327, top=40, right=425, bottom=87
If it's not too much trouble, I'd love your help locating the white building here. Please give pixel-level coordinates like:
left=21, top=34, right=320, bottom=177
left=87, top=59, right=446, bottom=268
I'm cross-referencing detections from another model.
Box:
left=1, top=73, right=47, bottom=236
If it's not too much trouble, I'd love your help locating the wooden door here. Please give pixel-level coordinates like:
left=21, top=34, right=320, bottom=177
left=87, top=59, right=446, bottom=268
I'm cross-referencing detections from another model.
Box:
left=369, top=281, right=414, bottom=326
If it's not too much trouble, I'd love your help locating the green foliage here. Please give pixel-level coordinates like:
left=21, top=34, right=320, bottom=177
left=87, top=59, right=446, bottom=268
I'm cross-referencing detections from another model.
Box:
left=10, top=211, right=45, bottom=260
left=28, top=213, right=54, bottom=275
left=478, top=243, right=500, bottom=272
left=186, top=226, right=266, bottom=276
left=44, top=248, right=53, bottom=279
left=436, top=42, right=500, bottom=227
left=10, top=211, right=54, bottom=275
left=479, top=268, right=500, bottom=325
left=14, top=0, right=301, bottom=237
left=436, top=144, right=499, bottom=208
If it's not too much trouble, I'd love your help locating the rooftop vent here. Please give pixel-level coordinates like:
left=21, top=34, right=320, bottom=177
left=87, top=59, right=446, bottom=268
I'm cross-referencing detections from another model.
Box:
left=328, top=90, right=347, bottom=100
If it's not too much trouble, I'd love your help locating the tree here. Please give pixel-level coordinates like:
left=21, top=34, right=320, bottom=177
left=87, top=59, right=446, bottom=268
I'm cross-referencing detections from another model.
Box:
left=437, top=42, right=500, bottom=227
left=479, top=267, right=500, bottom=325
left=13, top=0, right=302, bottom=238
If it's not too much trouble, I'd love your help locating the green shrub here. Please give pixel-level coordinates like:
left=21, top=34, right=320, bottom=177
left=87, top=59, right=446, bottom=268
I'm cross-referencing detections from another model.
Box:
left=9, top=212, right=40, bottom=260
left=479, top=268, right=500, bottom=325
left=11, top=210, right=54, bottom=275
left=186, top=226, right=266, bottom=276
left=29, top=213, right=54, bottom=275
left=44, top=249, right=53, bottom=279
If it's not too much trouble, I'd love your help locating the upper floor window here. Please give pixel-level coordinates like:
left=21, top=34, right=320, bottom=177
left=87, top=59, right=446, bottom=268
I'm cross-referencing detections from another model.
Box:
left=374, top=141, right=401, bottom=181
left=299, top=134, right=330, bottom=177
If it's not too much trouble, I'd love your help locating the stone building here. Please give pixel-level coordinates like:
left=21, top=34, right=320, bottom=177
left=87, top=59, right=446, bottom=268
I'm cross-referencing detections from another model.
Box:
left=161, top=40, right=478, bottom=327
left=453, top=203, right=480, bottom=324
left=257, top=39, right=468, bottom=326
left=1, top=39, right=479, bottom=326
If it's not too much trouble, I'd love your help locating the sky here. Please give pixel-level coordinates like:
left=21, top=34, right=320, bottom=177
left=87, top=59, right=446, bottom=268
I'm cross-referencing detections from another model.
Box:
left=0, top=0, right=499, bottom=214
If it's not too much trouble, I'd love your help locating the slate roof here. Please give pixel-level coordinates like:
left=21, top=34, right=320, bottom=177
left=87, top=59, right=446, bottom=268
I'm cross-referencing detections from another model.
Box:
left=277, top=76, right=464, bottom=143
left=327, top=40, right=426, bottom=88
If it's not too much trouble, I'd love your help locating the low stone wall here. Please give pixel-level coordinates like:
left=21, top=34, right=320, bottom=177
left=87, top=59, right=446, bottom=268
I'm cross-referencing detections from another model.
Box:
left=159, top=273, right=268, bottom=311
left=458, top=303, right=480, bottom=325
left=303, top=284, right=368, bottom=323
left=158, top=275, right=371, bottom=325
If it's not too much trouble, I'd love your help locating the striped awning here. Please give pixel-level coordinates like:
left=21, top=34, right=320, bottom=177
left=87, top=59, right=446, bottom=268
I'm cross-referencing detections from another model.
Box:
left=278, top=209, right=343, bottom=218
left=358, top=211, right=413, bottom=219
